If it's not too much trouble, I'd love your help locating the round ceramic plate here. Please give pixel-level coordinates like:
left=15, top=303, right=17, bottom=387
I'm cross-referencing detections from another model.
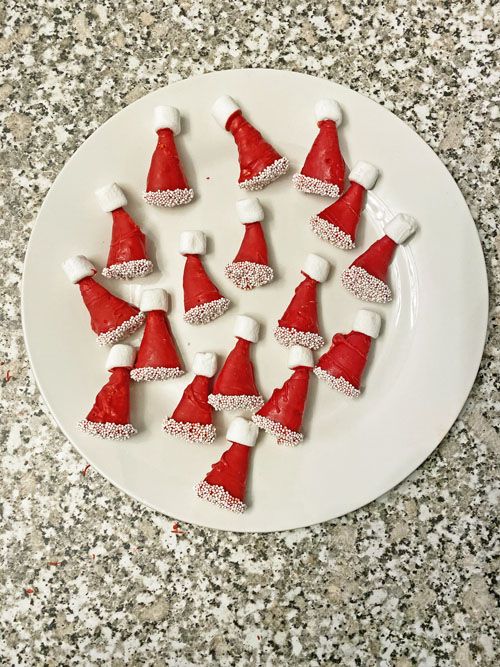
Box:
left=22, top=69, right=488, bottom=532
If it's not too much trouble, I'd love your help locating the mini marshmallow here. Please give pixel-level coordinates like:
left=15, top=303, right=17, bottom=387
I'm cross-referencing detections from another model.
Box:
left=226, top=416, right=258, bottom=447
left=62, top=255, right=96, bottom=283
left=106, top=344, right=136, bottom=370
left=153, top=106, right=181, bottom=135
left=384, top=213, right=418, bottom=244
left=288, top=345, right=314, bottom=369
left=193, top=352, right=217, bottom=378
left=95, top=183, right=128, bottom=212
left=179, top=230, right=206, bottom=256
left=315, top=99, right=342, bottom=125
left=212, top=95, right=240, bottom=129
left=353, top=309, right=382, bottom=338
left=234, top=315, right=259, bottom=343
left=236, top=197, right=264, bottom=224
left=302, top=253, right=330, bottom=283
left=349, top=161, right=379, bottom=190
left=140, top=288, right=168, bottom=313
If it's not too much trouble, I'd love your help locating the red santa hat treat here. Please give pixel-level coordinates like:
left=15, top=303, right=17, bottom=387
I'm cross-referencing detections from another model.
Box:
left=314, top=309, right=381, bottom=397
left=212, top=95, right=289, bottom=191
left=195, top=417, right=258, bottom=513
left=310, top=161, right=379, bottom=250
left=252, top=345, right=314, bottom=446
left=180, top=231, right=230, bottom=325
left=143, top=106, right=194, bottom=207
left=95, top=183, right=154, bottom=280
left=208, top=315, right=264, bottom=411
left=130, top=289, right=184, bottom=382
left=292, top=99, right=346, bottom=198
left=78, top=344, right=137, bottom=440
left=341, top=213, right=418, bottom=302
left=62, top=255, right=145, bottom=346
left=162, top=352, right=217, bottom=444
left=274, top=253, right=330, bottom=350
left=224, top=197, right=274, bottom=290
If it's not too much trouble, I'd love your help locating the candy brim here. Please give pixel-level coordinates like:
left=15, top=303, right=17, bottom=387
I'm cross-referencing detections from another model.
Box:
left=208, top=393, right=264, bottom=412
left=78, top=419, right=137, bottom=440
left=96, top=312, right=146, bottom=346
left=162, top=418, right=216, bottom=444
left=143, top=188, right=194, bottom=207
left=252, top=414, right=303, bottom=446
left=274, top=326, right=324, bottom=350
left=292, top=173, right=340, bottom=198
left=195, top=481, right=246, bottom=513
left=184, top=297, right=230, bottom=325
left=224, top=261, right=274, bottom=290
left=130, top=366, right=184, bottom=382
left=239, top=157, right=289, bottom=191
left=313, top=367, right=360, bottom=398
left=310, top=215, right=355, bottom=250
left=102, top=259, right=154, bottom=280
left=341, top=266, right=392, bottom=303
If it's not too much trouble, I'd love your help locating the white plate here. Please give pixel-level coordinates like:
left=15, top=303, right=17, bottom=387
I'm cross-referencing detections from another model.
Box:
left=22, top=69, right=488, bottom=532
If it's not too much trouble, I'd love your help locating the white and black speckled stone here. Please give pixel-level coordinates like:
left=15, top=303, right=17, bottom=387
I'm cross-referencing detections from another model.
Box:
left=1, top=1, right=498, bottom=665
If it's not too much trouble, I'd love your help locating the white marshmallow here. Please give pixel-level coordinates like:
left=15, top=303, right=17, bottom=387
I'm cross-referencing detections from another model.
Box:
left=95, top=183, right=128, bottom=212
left=212, top=95, right=240, bottom=129
left=384, top=213, right=418, bottom=244
left=62, top=255, right=96, bottom=283
left=179, top=231, right=206, bottom=255
left=153, top=106, right=181, bottom=135
left=302, top=253, right=330, bottom=283
left=193, top=352, right=217, bottom=378
left=106, top=344, right=136, bottom=370
left=288, top=345, right=314, bottom=369
left=226, top=416, right=258, bottom=447
left=315, top=99, right=342, bottom=126
left=234, top=315, right=259, bottom=343
left=236, top=197, right=264, bottom=224
left=349, top=161, right=379, bottom=190
left=140, top=288, right=168, bottom=313
left=353, top=309, right=381, bottom=338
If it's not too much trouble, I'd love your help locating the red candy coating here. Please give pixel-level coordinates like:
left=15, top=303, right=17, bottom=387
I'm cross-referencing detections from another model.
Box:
left=227, top=111, right=283, bottom=184
left=78, top=276, right=140, bottom=335
left=86, top=367, right=131, bottom=425
left=146, top=128, right=190, bottom=193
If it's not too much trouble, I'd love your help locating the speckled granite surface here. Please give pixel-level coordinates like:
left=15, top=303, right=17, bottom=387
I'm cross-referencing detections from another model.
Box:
left=1, top=1, right=498, bottom=664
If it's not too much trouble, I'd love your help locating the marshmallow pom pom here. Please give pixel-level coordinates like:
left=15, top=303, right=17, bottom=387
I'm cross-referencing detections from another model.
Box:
left=211, top=95, right=240, bottom=129
left=353, top=310, right=382, bottom=338
left=95, top=183, right=128, bottom=212
left=348, top=161, right=379, bottom=190
left=288, top=345, right=314, bottom=369
left=226, top=417, right=258, bottom=447
left=315, top=99, right=342, bottom=125
left=234, top=315, right=260, bottom=343
left=179, top=231, right=206, bottom=256
left=140, top=288, right=168, bottom=313
left=236, top=197, right=264, bottom=224
left=105, top=344, right=136, bottom=370
left=302, top=253, right=330, bottom=283
left=193, top=352, right=217, bottom=378
left=384, top=213, right=418, bottom=245
left=153, top=106, right=181, bottom=135
left=62, top=255, right=96, bottom=283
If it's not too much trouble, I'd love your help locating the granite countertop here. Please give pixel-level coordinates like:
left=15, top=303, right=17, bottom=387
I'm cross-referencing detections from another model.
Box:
left=1, top=1, right=498, bottom=664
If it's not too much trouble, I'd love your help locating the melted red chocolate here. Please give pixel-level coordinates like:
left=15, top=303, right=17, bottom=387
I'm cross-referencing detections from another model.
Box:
left=146, top=128, right=189, bottom=192
left=183, top=254, right=223, bottom=312
left=78, top=277, right=140, bottom=334
left=233, top=222, right=269, bottom=265
left=278, top=274, right=319, bottom=334
left=172, top=375, right=213, bottom=425
left=256, top=366, right=310, bottom=432
left=135, top=310, right=182, bottom=370
left=226, top=111, right=283, bottom=183
left=213, top=338, right=259, bottom=397
left=318, top=181, right=366, bottom=241
left=86, top=367, right=131, bottom=424
left=351, top=235, right=396, bottom=282
left=107, top=208, right=147, bottom=266
left=317, top=331, right=372, bottom=389
left=301, top=119, right=346, bottom=189
left=203, top=441, right=250, bottom=502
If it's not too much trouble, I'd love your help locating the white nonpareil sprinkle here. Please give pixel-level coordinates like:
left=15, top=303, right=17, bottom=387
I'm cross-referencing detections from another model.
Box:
left=239, top=157, right=289, bottom=191
left=341, top=266, right=393, bottom=303
left=143, top=188, right=194, bottom=208
left=130, top=366, right=184, bottom=382
left=313, top=367, right=361, bottom=398
left=310, top=215, right=355, bottom=250
left=195, top=481, right=246, bottom=513
left=224, top=261, right=274, bottom=290
left=274, top=326, right=324, bottom=351
left=162, top=418, right=216, bottom=444
left=78, top=419, right=137, bottom=440
left=96, top=312, right=146, bottom=346
left=252, top=414, right=303, bottom=446
left=292, top=173, right=341, bottom=199
left=207, top=393, right=264, bottom=412
left=102, top=259, right=154, bottom=280
left=184, top=297, right=231, bottom=325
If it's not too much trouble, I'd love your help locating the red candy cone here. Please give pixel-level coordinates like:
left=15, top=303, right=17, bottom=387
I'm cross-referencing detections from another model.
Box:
left=143, top=106, right=194, bottom=207
left=209, top=315, right=263, bottom=411
left=162, top=352, right=217, bottom=444
left=274, top=253, right=330, bottom=350
left=224, top=197, right=274, bottom=290
left=78, top=344, right=137, bottom=440
left=212, top=95, right=289, bottom=191
left=62, top=255, right=145, bottom=346
left=253, top=346, right=314, bottom=446
left=196, top=417, right=259, bottom=512
left=310, top=161, right=379, bottom=249
left=130, top=289, right=184, bottom=382
left=314, top=310, right=381, bottom=397
left=342, top=213, right=418, bottom=302
left=293, top=99, right=346, bottom=198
